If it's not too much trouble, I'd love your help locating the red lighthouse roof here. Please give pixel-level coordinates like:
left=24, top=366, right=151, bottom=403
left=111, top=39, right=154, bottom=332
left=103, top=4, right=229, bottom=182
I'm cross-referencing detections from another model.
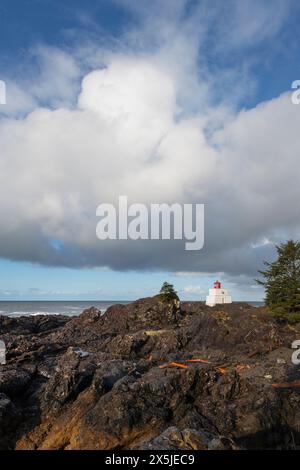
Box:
left=214, top=280, right=221, bottom=289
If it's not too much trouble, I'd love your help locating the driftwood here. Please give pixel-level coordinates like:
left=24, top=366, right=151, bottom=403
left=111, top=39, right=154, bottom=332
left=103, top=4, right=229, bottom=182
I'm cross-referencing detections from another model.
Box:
left=158, top=357, right=211, bottom=369
left=185, top=358, right=211, bottom=364
left=272, top=381, right=300, bottom=389
left=159, top=362, right=189, bottom=369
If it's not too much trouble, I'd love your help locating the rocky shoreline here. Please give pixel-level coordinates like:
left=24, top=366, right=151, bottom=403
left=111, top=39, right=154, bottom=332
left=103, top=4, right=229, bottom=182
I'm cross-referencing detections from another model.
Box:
left=0, top=297, right=300, bottom=450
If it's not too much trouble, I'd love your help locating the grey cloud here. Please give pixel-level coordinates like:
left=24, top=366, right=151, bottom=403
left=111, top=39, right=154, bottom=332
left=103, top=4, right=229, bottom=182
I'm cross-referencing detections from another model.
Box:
left=0, top=2, right=298, bottom=285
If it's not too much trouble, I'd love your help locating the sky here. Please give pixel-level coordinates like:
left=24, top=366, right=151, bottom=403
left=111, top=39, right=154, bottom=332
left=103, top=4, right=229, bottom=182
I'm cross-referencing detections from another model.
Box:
left=0, top=0, right=300, bottom=301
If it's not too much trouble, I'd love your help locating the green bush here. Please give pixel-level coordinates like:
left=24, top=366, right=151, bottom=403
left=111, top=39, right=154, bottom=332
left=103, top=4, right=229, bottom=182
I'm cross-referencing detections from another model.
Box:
left=256, top=240, right=300, bottom=324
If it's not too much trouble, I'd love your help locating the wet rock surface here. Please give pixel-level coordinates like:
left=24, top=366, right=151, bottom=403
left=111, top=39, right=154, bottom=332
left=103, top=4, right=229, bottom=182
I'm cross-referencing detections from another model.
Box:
left=0, top=297, right=300, bottom=450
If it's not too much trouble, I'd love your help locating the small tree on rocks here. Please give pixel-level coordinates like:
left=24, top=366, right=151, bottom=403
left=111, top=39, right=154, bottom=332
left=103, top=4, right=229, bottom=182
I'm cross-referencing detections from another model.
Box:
left=159, top=282, right=179, bottom=301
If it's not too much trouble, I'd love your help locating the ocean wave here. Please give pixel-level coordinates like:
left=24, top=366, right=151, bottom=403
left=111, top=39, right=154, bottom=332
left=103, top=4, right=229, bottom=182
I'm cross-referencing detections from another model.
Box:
left=6, top=311, right=63, bottom=316
left=1, top=306, right=109, bottom=317
left=67, top=307, right=84, bottom=310
left=29, top=312, right=63, bottom=316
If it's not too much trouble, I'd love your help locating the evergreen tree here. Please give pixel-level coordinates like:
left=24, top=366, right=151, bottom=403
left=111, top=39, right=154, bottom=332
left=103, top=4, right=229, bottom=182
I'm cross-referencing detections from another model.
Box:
left=256, top=240, right=300, bottom=323
left=159, top=282, right=179, bottom=301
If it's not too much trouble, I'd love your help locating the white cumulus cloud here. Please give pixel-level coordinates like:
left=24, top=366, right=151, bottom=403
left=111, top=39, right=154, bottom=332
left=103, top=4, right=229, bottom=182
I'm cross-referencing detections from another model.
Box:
left=0, top=0, right=299, bottom=284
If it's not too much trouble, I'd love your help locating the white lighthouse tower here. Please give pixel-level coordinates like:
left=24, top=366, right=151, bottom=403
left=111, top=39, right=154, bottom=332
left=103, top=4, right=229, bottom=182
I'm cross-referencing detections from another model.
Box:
left=206, top=281, right=232, bottom=307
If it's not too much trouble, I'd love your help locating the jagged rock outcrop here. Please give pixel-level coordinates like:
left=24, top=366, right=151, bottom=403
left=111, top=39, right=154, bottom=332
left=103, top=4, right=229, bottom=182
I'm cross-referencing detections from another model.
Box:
left=0, top=296, right=300, bottom=450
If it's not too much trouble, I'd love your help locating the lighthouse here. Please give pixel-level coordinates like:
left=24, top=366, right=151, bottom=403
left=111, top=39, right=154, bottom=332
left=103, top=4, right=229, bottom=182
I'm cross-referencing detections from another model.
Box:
left=206, top=281, right=232, bottom=307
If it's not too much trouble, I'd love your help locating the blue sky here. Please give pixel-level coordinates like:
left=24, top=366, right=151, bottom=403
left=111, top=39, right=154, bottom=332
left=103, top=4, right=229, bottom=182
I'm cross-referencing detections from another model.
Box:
left=0, top=0, right=300, bottom=301
left=1, top=0, right=299, bottom=107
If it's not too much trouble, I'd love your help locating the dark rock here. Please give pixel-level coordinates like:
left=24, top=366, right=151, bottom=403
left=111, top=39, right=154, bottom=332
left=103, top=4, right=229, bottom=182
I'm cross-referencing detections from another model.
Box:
left=0, top=366, right=33, bottom=396
left=136, top=426, right=239, bottom=450
left=42, top=347, right=96, bottom=410
left=0, top=392, right=22, bottom=449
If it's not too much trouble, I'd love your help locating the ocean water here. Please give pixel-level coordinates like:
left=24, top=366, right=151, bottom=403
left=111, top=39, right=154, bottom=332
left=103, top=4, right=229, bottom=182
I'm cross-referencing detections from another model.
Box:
left=248, top=301, right=264, bottom=308
left=0, top=301, right=129, bottom=318
left=0, top=300, right=264, bottom=317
